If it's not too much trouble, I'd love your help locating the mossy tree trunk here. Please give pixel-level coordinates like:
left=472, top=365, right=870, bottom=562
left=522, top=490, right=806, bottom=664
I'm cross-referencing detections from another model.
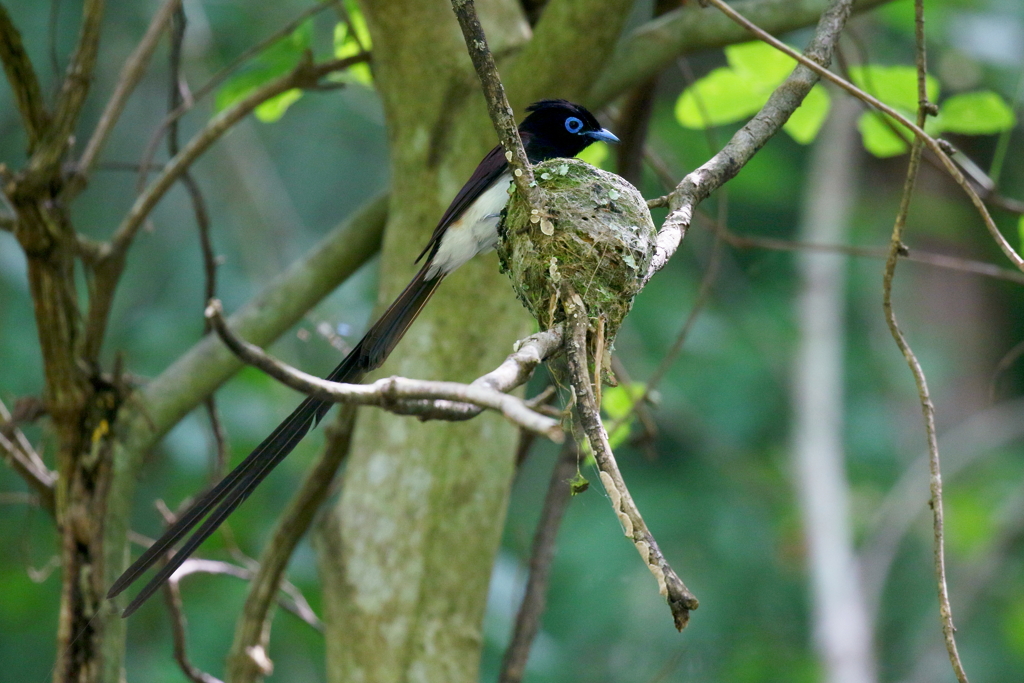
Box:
left=314, top=1, right=632, bottom=680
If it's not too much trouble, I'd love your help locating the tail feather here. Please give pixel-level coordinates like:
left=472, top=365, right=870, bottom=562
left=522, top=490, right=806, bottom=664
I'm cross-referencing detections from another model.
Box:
left=110, top=265, right=445, bottom=615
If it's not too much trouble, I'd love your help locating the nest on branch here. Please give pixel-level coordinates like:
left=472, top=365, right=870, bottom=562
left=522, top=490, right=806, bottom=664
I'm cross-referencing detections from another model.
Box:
left=498, top=158, right=656, bottom=349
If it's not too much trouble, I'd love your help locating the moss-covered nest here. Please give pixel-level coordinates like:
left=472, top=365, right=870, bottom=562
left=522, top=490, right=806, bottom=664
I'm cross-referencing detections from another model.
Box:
left=498, top=158, right=656, bottom=345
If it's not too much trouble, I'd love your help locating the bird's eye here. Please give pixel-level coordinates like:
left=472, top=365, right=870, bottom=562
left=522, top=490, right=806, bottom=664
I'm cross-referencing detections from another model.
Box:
left=564, top=116, right=584, bottom=134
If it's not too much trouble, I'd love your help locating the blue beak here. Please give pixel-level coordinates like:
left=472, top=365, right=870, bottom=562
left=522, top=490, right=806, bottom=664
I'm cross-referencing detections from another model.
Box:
left=586, top=128, right=620, bottom=144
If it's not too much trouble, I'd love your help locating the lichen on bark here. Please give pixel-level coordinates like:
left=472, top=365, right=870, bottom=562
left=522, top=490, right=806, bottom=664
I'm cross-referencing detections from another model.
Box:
left=498, top=158, right=656, bottom=345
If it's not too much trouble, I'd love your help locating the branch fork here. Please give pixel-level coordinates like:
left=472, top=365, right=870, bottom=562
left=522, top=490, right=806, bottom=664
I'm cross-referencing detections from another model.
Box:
left=204, top=299, right=563, bottom=441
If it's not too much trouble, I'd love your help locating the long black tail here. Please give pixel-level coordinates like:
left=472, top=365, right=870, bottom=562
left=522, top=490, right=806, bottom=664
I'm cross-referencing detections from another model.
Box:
left=109, top=266, right=445, bottom=617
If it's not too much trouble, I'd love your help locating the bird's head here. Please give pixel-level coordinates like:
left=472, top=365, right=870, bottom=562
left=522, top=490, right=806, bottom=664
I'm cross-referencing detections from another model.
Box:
left=519, top=99, right=619, bottom=161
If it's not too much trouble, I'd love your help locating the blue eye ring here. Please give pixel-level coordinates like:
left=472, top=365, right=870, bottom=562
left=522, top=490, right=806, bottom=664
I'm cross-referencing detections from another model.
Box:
left=564, top=116, right=584, bottom=134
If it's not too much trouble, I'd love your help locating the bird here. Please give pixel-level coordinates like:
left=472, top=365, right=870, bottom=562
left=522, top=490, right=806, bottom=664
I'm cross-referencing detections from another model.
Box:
left=107, top=99, right=619, bottom=617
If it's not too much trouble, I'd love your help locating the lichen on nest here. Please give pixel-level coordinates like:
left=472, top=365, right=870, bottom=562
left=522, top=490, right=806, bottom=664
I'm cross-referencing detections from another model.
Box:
left=497, top=157, right=657, bottom=345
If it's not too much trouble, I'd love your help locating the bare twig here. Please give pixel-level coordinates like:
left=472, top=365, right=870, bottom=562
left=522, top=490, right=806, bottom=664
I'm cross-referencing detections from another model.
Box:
left=205, top=300, right=563, bottom=440
left=700, top=0, right=1023, bottom=272
left=227, top=407, right=354, bottom=683
left=164, top=4, right=229, bottom=482
left=0, top=3, right=50, bottom=149
left=880, top=2, right=969, bottom=680
left=990, top=339, right=1024, bottom=402
left=35, top=0, right=104, bottom=173
left=450, top=0, right=536, bottom=203
left=162, top=558, right=321, bottom=631
left=113, top=53, right=368, bottom=255
left=562, top=288, right=698, bottom=630
left=72, top=0, right=181, bottom=191
left=411, top=326, right=563, bottom=423
left=499, top=439, right=580, bottom=683
left=643, top=0, right=856, bottom=285
left=80, top=52, right=369, bottom=362
left=0, top=398, right=56, bottom=514
left=164, top=578, right=224, bottom=683
left=719, top=229, right=1024, bottom=286
left=136, top=0, right=342, bottom=188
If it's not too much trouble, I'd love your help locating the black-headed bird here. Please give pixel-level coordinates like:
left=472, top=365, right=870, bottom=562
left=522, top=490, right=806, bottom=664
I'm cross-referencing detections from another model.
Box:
left=108, top=99, right=618, bottom=616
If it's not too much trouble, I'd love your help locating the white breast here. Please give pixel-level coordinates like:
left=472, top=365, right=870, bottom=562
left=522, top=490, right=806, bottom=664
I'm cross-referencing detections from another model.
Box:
left=426, top=173, right=512, bottom=278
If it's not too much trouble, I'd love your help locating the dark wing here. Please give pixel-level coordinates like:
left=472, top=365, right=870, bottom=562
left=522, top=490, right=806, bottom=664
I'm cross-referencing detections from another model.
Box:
left=415, top=141, right=512, bottom=263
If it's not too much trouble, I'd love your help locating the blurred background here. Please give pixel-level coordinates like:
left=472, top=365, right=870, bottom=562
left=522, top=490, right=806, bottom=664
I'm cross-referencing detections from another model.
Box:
left=2, top=0, right=1024, bottom=681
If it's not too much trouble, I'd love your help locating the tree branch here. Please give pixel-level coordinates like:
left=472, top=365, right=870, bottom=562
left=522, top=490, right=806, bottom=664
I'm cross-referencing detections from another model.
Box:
left=880, top=3, right=969, bottom=680
left=0, top=424, right=56, bottom=515
left=71, top=0, right=181, bottom=194
left=79, top=52, right=370, bottom=363
left=205, top=299, right=563, bottom=440
left=164, top=577, right=224, bottom=683
left=227, top=406, right=354, bottom=683
left=110, top=53, right=369, bottom=257
left=562, top=288, right=697, bottom=630
left=450, top=0, right=536, bottom=203
left=405, top=326, right=563, bottom=423
left=136, top=0, right=344, bottom=194
left=587, top=0, right=892, bottom=108
left=504, top=0, right=634, bottom=105
left=498, top=439, right=579, bottom=683
left=699, top=0, right=1023, bottom=272
left=642, top=0, right=856, bottom=286
left=131, top=193, right=386, bottom=445
left=0, top=2, right=50, bottom=150
left=32, top=0, right=104, bottom=173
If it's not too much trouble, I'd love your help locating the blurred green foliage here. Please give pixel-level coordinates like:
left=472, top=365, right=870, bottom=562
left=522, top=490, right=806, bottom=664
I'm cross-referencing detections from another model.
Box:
left=3, top=1, right=1024, bottom=682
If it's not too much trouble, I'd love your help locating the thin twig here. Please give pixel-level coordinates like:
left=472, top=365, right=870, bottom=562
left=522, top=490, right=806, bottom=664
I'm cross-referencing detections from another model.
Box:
left=165, top=4, right=229, bottom=482
left=136, top=0, right=342, bottom=189
left=36, top=0, right=104, bottom=172
left=164, top=577, right=223, bottom=683
left=113, top=53, right=368, bottom=255
left=411, top=327, right=564, bottom=423
left=990, top=338, right=1024, bottom=402
left=0, top=398, right=56, bottom=514
left=205, top=300, right=564, bottom=440
left=562, top=288, right=698, bottom=630
left=227, top=407, right=354, bottom=683
left=450, top=0, right=537, bottom=203
left=700, top=0, right=1023, bottom=272
left=643, top=0, right=857, bottom=286
left=80, top=52, right=369, bottom=362
left=71, top=0, right=181, bottom=193
left=164, top=557, right=322, bottom=631
left=718, top=228, right=1024, bottom=286
left=0, top=3, right=50, bottom=150
left=499, top=439, right=580, bottom=683
left=880, top=2, right=969, bottom=680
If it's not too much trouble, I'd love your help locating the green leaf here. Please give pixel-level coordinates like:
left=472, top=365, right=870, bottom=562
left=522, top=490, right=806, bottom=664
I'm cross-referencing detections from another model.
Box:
left=783, top=85, right=831, bottom=144
left=932, top=90, right=1017, bottom=135
left=676, top=68, right=767, bottom=128
left=602, top=383, right=646, bottom=449
left=675, top=41, right=811, bottom=131
left=255, top=89, right=303, bottom=123
left=848, top=64, right=940, bottom=113
left=577, top=141, right=609, bottom=167
left=602, top=383, right=646, bottom=419
left=333, top=0, right=373, bottom=86
left=1018, top=215, right=1024, bottom=252
left=215, top=20, right=312, bottom=118
left=725, top=40, right=796, bottom=85
left=857, top=111, right=911, bottom=157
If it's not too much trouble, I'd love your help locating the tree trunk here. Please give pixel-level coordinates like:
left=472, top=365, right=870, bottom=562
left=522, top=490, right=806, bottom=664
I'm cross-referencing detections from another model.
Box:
left=315, top=2, right=534, bottom=680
